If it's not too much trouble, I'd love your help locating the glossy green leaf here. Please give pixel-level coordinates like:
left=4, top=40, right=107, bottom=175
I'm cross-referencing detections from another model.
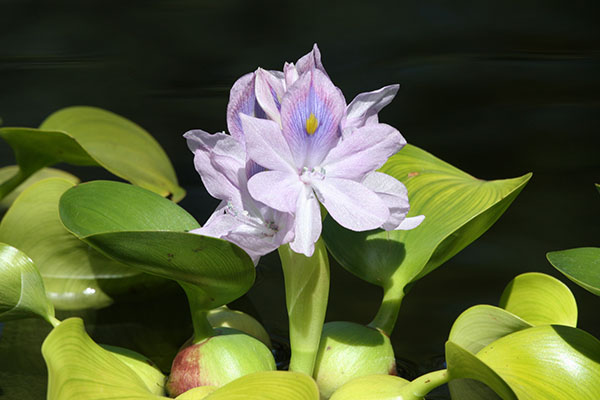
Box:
left=448, top=305, right=532, bottom=354
left=101, top=344, right=166, bottom=395
left=499, top=272, right=578, bottom=326
left=0, top=178, right=154, bottom=310
left=446, top=341, right=518, bottom=400
left=204, top=371, right=320, bottom=400
left=547, top=247, right=600, bottom=296
left=42, top=317, right=165, bottom=399
left=323, top=144, right=531, bottom=289
left=60, top=180, right=255, bottom=310
left=176, top=387, right=218, bottom=399
left=477, top=325, right=600, bottom=400
left=329, top=374, right=411, bottom=400
left=0, top=243, right=55, bottom=323
left=447, top=305, right=531, bottom=400
left=0, top=106, right=184, bottom=201
left=0, top=166, right=79, bottom=211
left=323, top=144, right=530, bottom=334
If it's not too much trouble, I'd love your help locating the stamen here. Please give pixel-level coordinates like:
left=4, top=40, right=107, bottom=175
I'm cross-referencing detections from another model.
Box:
left=306, top=112, right=318, bottom=135
left=224, top=201, right=277, bottom=236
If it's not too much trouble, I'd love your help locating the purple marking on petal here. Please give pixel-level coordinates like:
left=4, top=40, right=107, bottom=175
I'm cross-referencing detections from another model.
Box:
left=280, top=69, right=346, bottom=168
left=227, top=72, right=266, bottom=143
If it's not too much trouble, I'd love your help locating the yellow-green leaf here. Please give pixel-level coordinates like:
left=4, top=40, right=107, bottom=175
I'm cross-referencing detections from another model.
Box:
left=0, top=106, right=184, bottom=202
left=42, top=317, right=166, bottom=399
left=0, top=166, right=79, bottom=212
left=448, top=305, right=532, bottom=354
left=204, top=371, right=320, bottom=400
left=329, top=374, right=411, bottom=400
left=0, top=243, right=55, bottom=324
left=0, top=178, right=157, bottom=310
left=499, top=272, right=578, bottom=327
left=477, top=325, right=600, bottom=400
left=207, top=306, right=272, bottom=348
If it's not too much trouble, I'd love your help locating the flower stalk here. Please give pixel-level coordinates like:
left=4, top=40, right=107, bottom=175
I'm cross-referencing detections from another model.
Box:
left=278, top=237, right=330, bottom=376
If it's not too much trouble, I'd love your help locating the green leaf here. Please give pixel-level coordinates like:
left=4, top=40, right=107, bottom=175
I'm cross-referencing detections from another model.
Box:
left=176, top=387, right=218, bottom=399
left=0, top=106, right=184, bottom=201
left=0, top=243, right=55, bottom=324
left=323, top=144, right=531, bottom=334
left=0, top=178, right=155, bottom=310
left=329, top=374, right=411, bottom=400
left=447, top=305, right=531, bottom=400
left=476, top=325, right=600, bottom=400
left=448, top=305, right=532, bottom=354
left=446, top=341, right=518, bottom=400
left=204, top=371, right=320, bottom=400
left=42, top=317, right=166, bottom=399
left=547, top=247, right=600, bottom=296
left=323, top=144, right=531, bottom=289
left=0, top=166, right=79, bottom=212
left=59, top=180, right=255, bottom=310
left=100, top=344, right=166, bottom=395
left=499, top=272, right=578, bottom=326
left=207, top=306, right=272, bottom=348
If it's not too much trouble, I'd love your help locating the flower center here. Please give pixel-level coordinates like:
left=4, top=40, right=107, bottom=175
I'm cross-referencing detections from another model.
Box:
left=305, top=112, right=319, bottom=135
left=225, top=202, right=278, bottom=236
left=299, top=166, right=326, bottom=184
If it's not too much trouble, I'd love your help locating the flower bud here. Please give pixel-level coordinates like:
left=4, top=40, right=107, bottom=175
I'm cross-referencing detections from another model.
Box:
left=166, top=328, right=276, bottom=397
left=207, top=306, right=272, bottom=348
left=313, top=321, right=396, bottom=399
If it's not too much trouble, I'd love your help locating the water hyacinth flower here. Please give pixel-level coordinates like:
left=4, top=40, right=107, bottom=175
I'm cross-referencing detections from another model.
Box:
left=186, top=44, right=423, bottom=259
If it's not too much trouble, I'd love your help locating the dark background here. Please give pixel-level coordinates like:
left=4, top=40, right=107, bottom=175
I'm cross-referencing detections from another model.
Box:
left=1, top=0, right=599, bottom=398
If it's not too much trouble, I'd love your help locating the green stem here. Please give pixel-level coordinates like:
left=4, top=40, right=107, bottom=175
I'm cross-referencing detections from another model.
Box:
left=278, top=237, right=330, bottom=376
left=47, top=315, right=61, bottom=328
left=368, top=284, right=405, bottom=336
left=0, top=169, right=30, bottom=201
left=403, top=369, right=450, bottom=399
left=181, top=284, right=215, bottom=343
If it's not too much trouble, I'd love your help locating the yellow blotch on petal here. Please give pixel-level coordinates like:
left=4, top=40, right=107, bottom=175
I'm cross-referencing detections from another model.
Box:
left=306, top=113, right=319, bottom=135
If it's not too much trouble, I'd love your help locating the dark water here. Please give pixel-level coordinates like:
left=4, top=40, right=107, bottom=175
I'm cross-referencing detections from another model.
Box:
left=1, top=1, right=599, bottom=398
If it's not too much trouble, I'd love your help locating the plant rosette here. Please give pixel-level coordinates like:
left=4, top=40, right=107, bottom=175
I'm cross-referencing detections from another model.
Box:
left=166, top=327, right=276, bottom=397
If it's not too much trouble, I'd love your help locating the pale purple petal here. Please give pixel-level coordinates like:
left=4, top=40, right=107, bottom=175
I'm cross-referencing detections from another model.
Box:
left=255, top=68, right=285, bottom=125
left=322, top=123, right=406, bottom=181
left=280, top=69, right=346, bottom=168
left=296, top=43, right=328, bottom=76
left=362, top=172, right=414, bottom=230
left=240, top=114, right=296, bottom=173
left=226, top=72, right=266, bottom=143
left=395, top=215, right=425, bottom=230
left=289, top=185, right=321, bottom=257
left=247, top=171, right=302, bottom=213
left=284, top=62, right=299, bottom=88
left=184, top=130, right=245, bottom=205
left=343, top=85, right=399, bottom=134
left=190, top=210, right=238, bottom=240
left=313, top=178, right=389, bottom=231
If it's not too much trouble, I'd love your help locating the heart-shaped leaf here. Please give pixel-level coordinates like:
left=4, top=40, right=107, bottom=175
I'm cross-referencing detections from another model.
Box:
left=499, top=272, right=578, bottom=326
left=447, top=324, right=600, bottom=400
left=446, top=341, right=517, bottom=400
left=0, top=106, right=184, bottom=201
left=323, top=144, right=531, bottom=334
left=59, top=180, right=255, bottom=310
left=448, top=304, right=532, bottom=354
left=203, top=371, right=320, bottom=400
left=0, top=166, right=79, bottom=212
left=476, top=325, right=600, bottom=399
left=0, top=243, right=55, bottom=324
left=0, top=178, right=155, bottom=310
left=329, top=374, right=411, bottom=400
left=547, top=247, right=600, bottom=296
left=42, top=317, right=166, bottom=399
